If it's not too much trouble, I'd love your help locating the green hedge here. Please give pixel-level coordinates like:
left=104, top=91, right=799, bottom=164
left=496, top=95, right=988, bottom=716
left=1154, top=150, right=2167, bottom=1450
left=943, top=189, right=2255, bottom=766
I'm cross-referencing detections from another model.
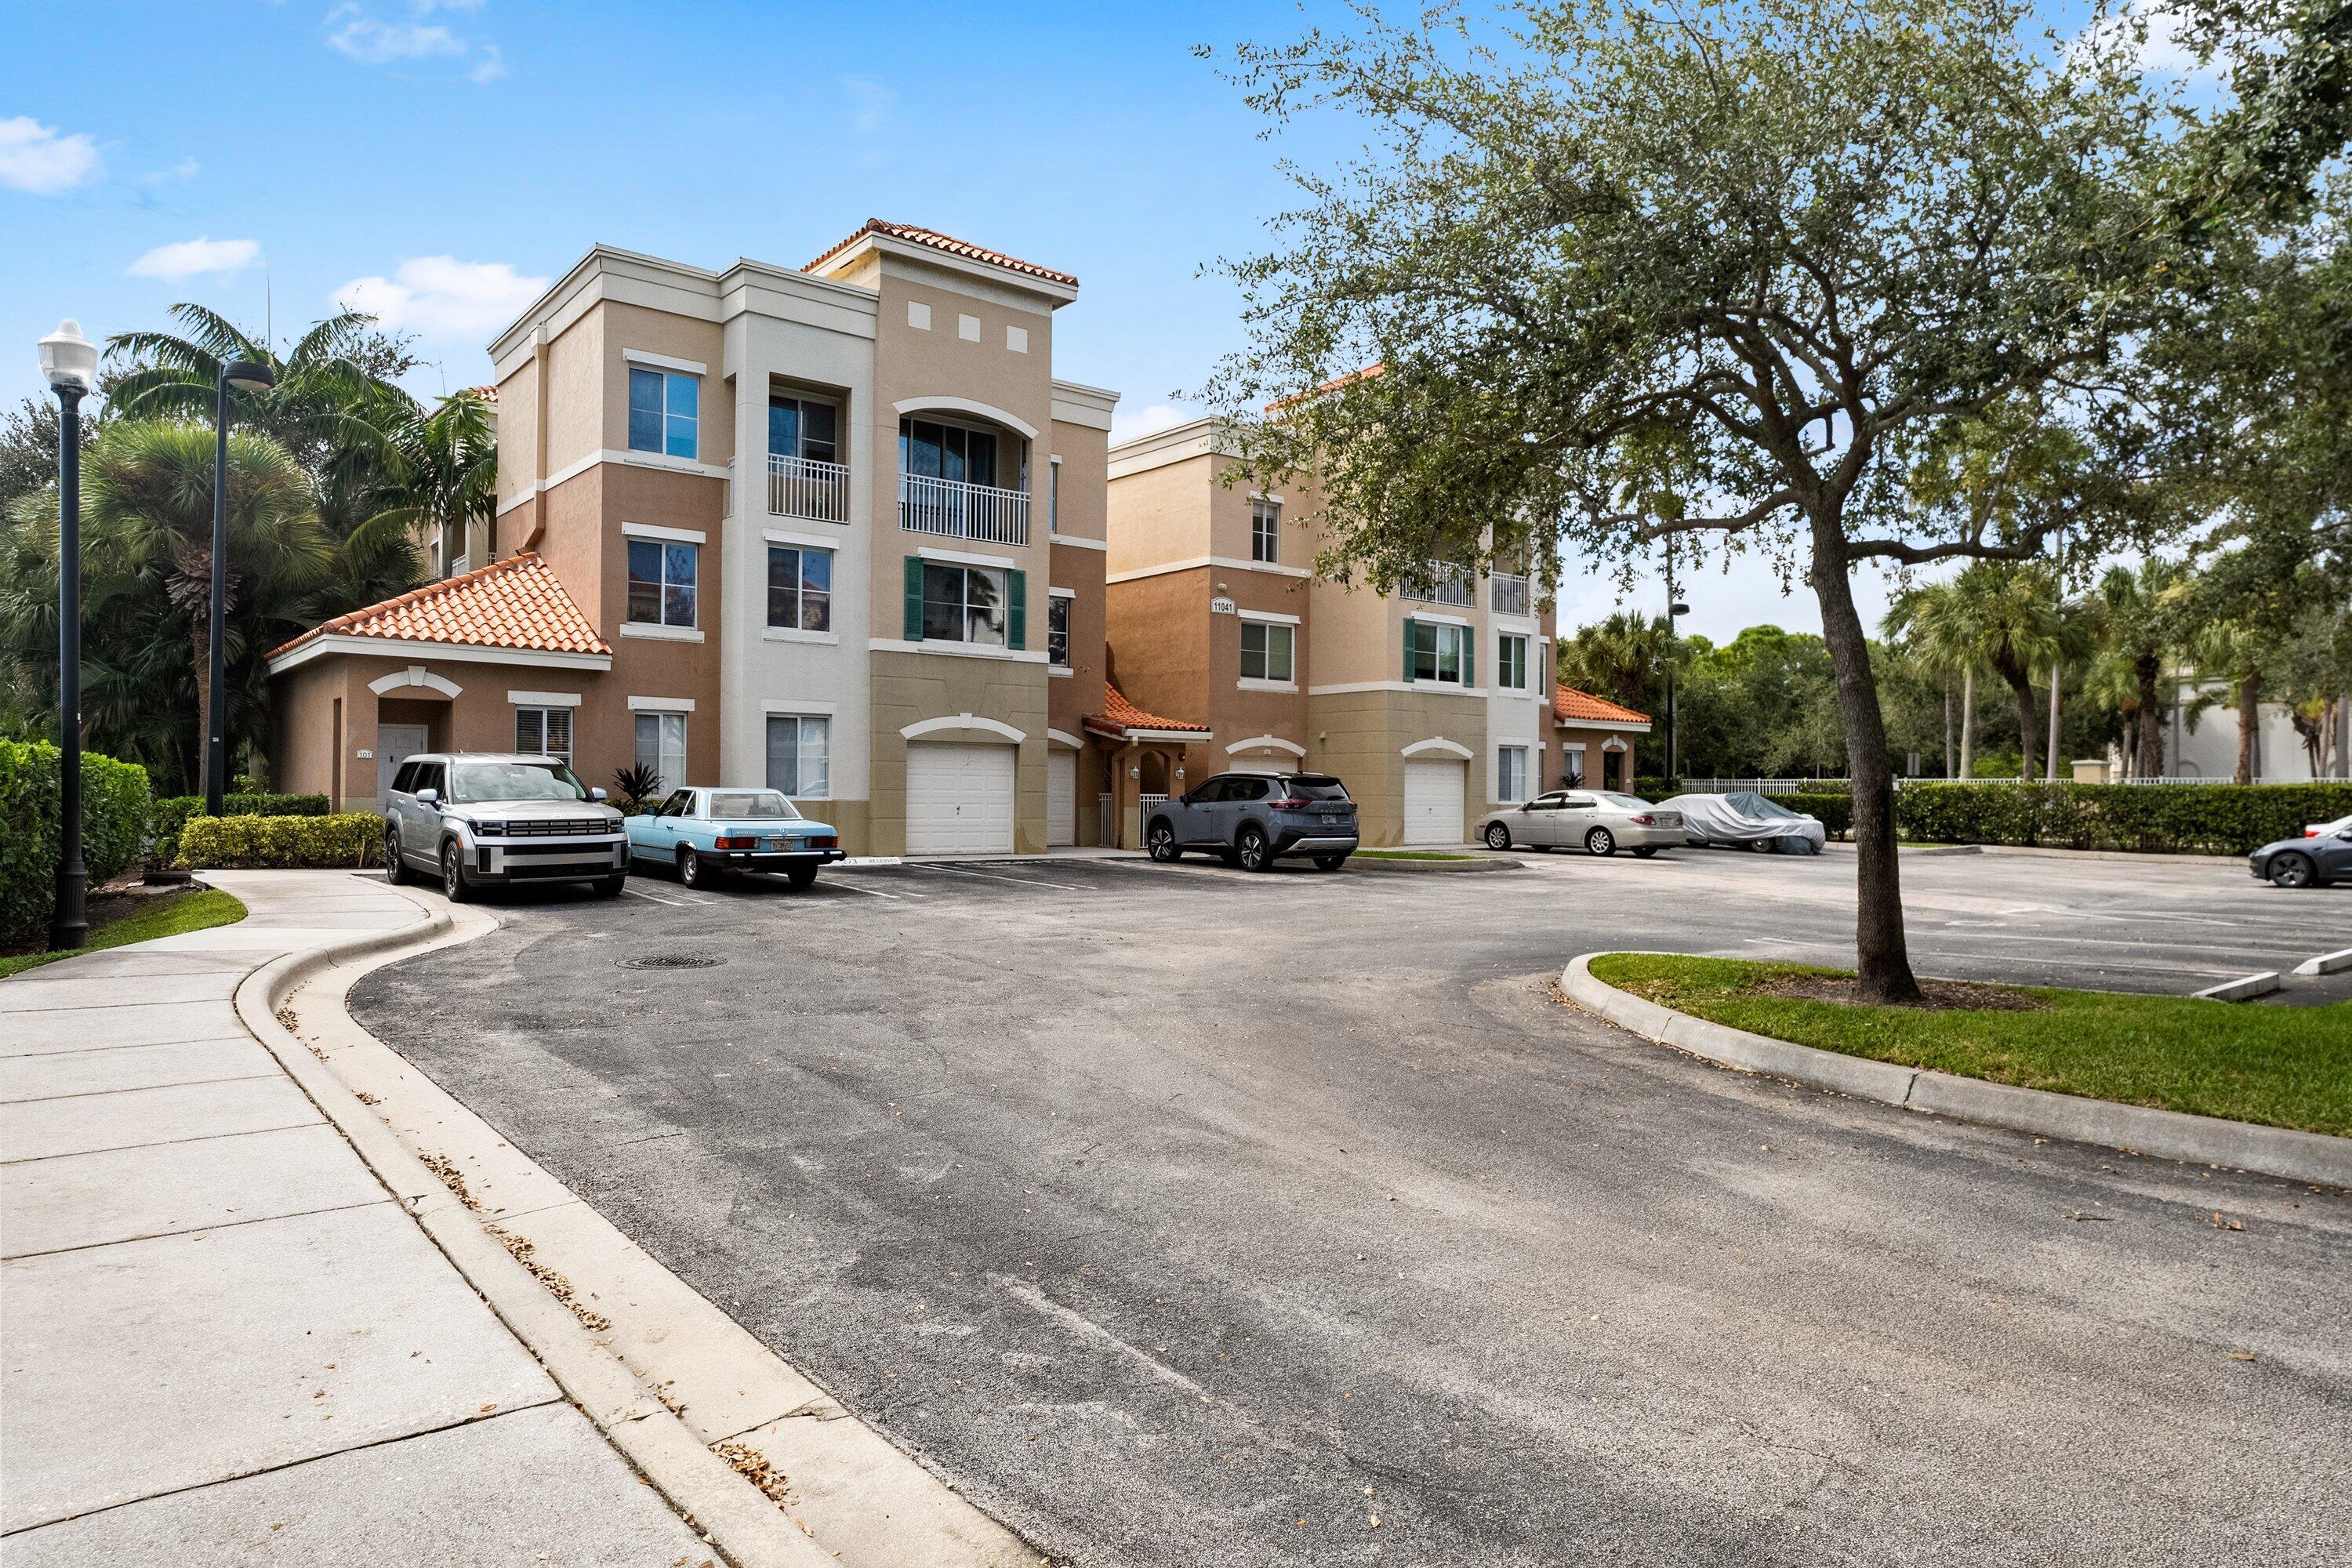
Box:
left=1893, top=782, right=2352, bottom=855
left=148, top=793, right=331, bottom=867
left=176, top=813, right=385, bottom=870
left=0, top=740, right=154, bottom=949
left=1781, top=792, right=1857, bottom=840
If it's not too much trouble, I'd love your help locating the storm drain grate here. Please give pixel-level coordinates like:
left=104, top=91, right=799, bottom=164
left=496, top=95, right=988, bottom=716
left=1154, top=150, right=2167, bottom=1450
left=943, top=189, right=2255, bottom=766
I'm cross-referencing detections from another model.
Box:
left=616, top=955, right=724, bottom=971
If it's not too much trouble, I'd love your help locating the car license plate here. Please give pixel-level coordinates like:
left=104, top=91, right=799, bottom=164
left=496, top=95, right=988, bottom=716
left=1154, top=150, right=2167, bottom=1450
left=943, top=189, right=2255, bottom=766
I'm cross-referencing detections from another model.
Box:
left=764, top=837, right=792, bottom=851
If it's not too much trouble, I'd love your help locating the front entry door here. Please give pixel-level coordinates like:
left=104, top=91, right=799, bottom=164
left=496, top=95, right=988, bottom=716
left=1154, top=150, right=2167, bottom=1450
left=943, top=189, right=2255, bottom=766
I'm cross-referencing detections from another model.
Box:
left=377, top=724, right=430, bottom=807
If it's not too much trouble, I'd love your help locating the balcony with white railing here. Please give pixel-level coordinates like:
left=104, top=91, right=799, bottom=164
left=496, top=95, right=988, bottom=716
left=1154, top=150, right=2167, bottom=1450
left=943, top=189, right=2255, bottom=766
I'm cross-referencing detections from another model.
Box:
left=768, top=453, right=851, bottom=524
left=1403, top=562, right=1475, bottom=608
left=1491, top=572, right=1530, bottom=617
left=900, top=473, right=1030, bottom=546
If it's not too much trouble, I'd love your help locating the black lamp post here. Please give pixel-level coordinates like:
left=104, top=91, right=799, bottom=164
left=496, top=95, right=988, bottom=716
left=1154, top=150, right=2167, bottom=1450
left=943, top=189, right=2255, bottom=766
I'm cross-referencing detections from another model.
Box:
left=205, top=355, right=277, bottom=816
left=38, top=321, right=99, bottom=950
left=1663, top=537, right=1690, bottom=783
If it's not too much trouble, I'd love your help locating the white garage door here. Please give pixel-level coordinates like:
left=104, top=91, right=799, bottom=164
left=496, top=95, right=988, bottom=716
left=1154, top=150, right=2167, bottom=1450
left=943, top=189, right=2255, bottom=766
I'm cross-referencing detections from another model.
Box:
left=1227, top=756, right=1290, bottom=774
left=906, top=743, right=1018, bottom=855
left=1046, top=750, right=1076, bottom=848
left=1402, top=759, right=1466, bottom=845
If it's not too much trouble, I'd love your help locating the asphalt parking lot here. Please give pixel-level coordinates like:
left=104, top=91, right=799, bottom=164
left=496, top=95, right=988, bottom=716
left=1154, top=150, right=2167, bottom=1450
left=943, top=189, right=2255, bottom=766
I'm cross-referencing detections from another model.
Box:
left=354, top=848, right=2352, bottom=1566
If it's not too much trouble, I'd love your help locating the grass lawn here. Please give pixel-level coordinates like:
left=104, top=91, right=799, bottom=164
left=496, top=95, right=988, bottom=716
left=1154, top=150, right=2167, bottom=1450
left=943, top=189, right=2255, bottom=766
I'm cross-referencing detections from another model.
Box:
left=1588, top=953, right=2352, bottom=1138
left=1354, top=849, right=1483, bottom=861
left=0, top=887, right=248, bottom=981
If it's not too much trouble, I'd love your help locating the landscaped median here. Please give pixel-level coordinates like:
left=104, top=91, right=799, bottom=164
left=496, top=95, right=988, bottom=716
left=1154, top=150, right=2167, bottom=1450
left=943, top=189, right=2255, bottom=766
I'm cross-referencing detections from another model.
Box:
left=1563, top=953, right=2352, bottom=1185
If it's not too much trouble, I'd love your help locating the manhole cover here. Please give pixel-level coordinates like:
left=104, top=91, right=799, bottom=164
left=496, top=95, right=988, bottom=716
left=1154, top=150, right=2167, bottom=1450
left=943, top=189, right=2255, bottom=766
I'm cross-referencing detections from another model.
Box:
left=616, top=955, right=724, bottom=971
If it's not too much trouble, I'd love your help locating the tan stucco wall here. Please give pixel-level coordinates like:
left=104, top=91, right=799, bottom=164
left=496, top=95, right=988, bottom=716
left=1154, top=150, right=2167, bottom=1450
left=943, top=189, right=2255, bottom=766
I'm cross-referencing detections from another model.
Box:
left=1105, top=454, right=1214, bottom=575
left=1307, top=688, right=1487, bottom=847
left=1048, top=416, right=1107, bottom=546
left=595, top=301, right=732, bottom=469
left=1552, top=724, right=1638, bottom=790
left=867, top=648, right=1051, bottom=857
left=1105, top=568, right=1210, bottom=726
left=1049, top=539, right=1108, bottom=739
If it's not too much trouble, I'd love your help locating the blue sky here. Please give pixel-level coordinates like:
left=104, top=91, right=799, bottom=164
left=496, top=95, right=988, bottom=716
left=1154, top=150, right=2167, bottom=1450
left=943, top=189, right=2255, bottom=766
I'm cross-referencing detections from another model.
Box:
left=2, top=0, right=2212, bottom=641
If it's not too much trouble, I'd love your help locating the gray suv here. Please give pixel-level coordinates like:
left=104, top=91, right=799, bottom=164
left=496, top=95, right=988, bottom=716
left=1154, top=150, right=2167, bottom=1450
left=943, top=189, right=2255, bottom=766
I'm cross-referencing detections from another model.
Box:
left=1146, top=772, right=1358, bottom=871
left=383, top=753, right=628, bottom=901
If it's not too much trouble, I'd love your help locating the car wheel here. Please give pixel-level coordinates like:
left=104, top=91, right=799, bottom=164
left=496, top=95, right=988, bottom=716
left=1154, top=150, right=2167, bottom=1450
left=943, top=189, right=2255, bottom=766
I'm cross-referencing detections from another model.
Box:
left=383, top=827, right=408, bottom=884
left=1312, top=853, right=1349, bottom=871
left=440, top=842, right=472, bottom=903
left=1146, top=822, right=1181, bottom=862
left=2268, top=852, right=2316, bottom=889
left=593, top=875, right=626, bottom=898
left=787, top=863, right=819, bottom=891
left=679, top=848, right=712, bottom=887
left=1484, top=823, right=1512, bottom=851
left=1237, top=826, right=1272, bottom=872
left=1585, top=827, right=1616, bottom=857
left=1748, top=838, right=1773, bottom=852
left=1632, top=846, right=1658, bottom=859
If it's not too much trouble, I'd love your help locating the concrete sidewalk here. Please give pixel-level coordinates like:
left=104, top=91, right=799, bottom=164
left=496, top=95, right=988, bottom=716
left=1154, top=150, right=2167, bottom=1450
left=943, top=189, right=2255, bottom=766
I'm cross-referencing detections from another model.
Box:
left=1, top=871, right=712, bottom=1566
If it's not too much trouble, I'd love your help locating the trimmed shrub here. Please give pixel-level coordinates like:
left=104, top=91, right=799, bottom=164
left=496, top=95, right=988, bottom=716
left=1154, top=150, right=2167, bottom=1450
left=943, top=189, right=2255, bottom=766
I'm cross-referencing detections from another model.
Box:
left=176, top=813, right=385, bottom=870
left=1894, top=782, right=2352, bottom=855
left=0, top=740, right=154, bottom=949
left=1780, top=791, right=1857, bottom=840
left=148, top=793, right=331, bottom=867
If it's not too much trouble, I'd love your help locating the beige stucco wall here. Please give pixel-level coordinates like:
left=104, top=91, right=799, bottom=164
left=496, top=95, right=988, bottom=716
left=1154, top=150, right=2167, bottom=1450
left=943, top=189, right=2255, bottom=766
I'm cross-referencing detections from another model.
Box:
left=594, top=301, right=732, bottom=469
left=1105, top=454, right=1214, bottom=575
left=867, top=648, right=1051, bottom=857
left=1307, top=688, right=1487, bottom=847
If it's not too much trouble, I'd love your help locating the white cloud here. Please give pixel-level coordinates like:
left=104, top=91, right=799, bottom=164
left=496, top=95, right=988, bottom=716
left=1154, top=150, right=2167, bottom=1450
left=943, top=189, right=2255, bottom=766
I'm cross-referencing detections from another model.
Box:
left=127, top=237, right=263, bottom=283
left=336, top=256, right=547, bottom=339
left=468, top=44, right=506, bottom=84
left=327, top=13, right=464, bottom=64
left=0, top=115, right=102, bottom=194
left=135, top=156, right=201, bottom=187
left=2078, top=3, right=2223, bottom=81
left=1109, top=402, right=1195, bottom=445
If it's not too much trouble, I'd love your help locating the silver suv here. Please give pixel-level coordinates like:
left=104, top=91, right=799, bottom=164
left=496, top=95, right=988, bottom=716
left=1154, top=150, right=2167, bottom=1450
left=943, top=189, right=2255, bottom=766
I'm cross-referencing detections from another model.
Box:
left=383, top=753, right=627, bottom=901
left=1145, top=772, right=1358, bottom=871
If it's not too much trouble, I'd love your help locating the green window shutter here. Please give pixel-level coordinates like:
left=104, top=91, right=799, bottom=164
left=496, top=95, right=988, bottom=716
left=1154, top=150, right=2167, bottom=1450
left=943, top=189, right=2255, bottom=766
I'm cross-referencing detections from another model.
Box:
left=1007, top=569, right=1027, bottom=650
left=1465, top=633, right=1475, bottom=689
left=1402, top=617, right=1417, bottom=683
left=903, top=556, right=924, bottom=641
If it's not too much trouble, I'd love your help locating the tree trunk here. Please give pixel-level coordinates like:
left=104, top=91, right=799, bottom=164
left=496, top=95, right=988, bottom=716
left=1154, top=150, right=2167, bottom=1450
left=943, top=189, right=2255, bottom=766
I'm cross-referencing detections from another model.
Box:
left=1806, top=514, right=1922, bottom=1005
left=1993, top=648, right=2036, bottom=782
left=2236, top=673, right=2260, bottom=784
left=1943, top=673, right=1955, bottom=778
left=2045, top=659, right=2063, bottom=782
left=189, top=617, right=214, bottom=804
left=2134, top=655, right=2162, bottom=779
left=1959, top=667, right=1976, bottom=779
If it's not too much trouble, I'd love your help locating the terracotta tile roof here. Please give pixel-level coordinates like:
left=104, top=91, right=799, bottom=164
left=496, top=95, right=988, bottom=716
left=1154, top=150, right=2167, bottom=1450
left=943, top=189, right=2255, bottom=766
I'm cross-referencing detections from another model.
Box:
left=804, top=220, right=1078, bottom=289
left=268, top=553, right=610, bottom=662
left=1555, top=684, right=1650, bottom=726
left=1266, top=361, right=1384, bottom=414
left=1086, top=684, right=1210, bottom=740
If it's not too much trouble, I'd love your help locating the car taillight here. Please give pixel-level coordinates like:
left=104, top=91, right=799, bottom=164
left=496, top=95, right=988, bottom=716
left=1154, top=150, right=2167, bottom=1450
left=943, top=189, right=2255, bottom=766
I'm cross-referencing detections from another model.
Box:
left=714, top=836, right=756, bottom=850
left=808, top=835, right=839, bottom=850
left=1269, top=797, right=1309, bottom=809
left=1630, top=813, right=1654, bottom=825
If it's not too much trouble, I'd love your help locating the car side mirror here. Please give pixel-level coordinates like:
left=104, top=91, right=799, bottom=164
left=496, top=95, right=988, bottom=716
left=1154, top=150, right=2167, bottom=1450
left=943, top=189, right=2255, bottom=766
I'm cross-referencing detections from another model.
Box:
left=590, top=786, right=608, bottom=802
left=415, top=787, right=439, bottom=806
left=1519, top=803, right=1532, bottom=811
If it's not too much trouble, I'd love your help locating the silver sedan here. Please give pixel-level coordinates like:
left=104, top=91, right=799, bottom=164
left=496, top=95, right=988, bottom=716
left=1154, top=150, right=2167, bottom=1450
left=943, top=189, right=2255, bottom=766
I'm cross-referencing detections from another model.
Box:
left=1475, top=790, right=1687, bottom=857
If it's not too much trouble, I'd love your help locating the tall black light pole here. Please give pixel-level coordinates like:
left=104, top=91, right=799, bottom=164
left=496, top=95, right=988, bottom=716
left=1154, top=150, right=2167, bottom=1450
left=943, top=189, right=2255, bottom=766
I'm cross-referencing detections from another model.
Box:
left=1663, top=537, right=1690, bottom=782
left=205, top=356, right=276, bottom=816
left=38, top=321, right=100, bottom=950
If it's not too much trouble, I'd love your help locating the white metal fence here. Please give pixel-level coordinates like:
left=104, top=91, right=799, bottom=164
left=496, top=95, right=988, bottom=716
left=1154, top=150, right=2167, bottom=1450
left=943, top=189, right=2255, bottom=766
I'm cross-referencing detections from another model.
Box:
left=768, top=453, right=849, bottom=524
left=1675, top=775, right=2336, bottom=793
left=900, top=473, right=1029, bottom=546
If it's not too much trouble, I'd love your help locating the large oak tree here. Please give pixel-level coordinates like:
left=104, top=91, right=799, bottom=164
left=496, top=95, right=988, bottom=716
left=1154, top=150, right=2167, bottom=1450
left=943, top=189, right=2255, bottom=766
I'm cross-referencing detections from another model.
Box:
left=1203, top=0, right=2185, bottom=1001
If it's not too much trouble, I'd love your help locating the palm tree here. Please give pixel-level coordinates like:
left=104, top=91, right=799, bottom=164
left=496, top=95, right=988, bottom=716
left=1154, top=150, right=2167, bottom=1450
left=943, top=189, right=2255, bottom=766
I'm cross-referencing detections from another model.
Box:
left=1887, top=563, right=2086, bottom=780
left=2187, top=617, right=2273, bottom=784
left=2089, top=559, right=2183, bottom=778
left=1884, top=583, right=1988, bottom=778
left=0, top=422, right=331, bottom=793
left=1557, top=610, right=1671, bottom=714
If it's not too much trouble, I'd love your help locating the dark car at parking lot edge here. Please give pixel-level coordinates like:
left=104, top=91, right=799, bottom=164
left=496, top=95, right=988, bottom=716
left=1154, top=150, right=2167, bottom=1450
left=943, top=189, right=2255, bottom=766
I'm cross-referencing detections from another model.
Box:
left=1146, top=772, right=1358, bottom=871
left=2249, top=818, right=2352, bottom=888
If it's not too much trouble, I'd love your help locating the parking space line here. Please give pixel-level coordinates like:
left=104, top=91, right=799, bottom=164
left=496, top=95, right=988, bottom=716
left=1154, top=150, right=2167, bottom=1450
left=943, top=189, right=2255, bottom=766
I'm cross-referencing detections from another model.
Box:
left=827, top=879, right=909, bottom=899
left=623, top=885, right=689, bottom=908
left=924, top=864, right=1087, bottom=893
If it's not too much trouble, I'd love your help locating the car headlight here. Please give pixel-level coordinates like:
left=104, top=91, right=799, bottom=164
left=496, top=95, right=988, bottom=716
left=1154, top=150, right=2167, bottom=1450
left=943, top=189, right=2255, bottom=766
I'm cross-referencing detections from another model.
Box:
left=473, top=820, right=507, bottom=837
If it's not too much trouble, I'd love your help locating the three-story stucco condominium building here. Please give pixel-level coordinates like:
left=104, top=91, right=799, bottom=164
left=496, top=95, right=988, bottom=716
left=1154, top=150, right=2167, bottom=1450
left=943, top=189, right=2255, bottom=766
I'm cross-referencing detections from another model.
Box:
left=267, top=223, right=1124, bottom=856
left=1105, top=417, right=1618, bottom=847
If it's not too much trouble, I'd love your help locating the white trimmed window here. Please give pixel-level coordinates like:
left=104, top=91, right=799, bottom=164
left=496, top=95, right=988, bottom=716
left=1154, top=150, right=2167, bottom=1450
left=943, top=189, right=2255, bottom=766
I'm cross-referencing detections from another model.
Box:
left=1048, top=593, right=1073, bottom=669
left=1498, top=745, right=1529, bottom=803
left=922, top=561, right=1010, bottom=646
left=627, top=540, right=698, bottom=628
left=1240, top=620, right=1294, bottom=682
left=627, top=367, right=699, bottom=459
left=764, top=714, right=829, bottom=798
left=1409, top=620, right=1470, bottom=684
left=767, top=544, right=833, bottom=631
left=1497, top=633, right=1530, bottom=691
left=514, top=706, right=572, bottom=763
left=633, top=712, right=688, bottom=792
left=1250, top=497, right=1281, bottom=564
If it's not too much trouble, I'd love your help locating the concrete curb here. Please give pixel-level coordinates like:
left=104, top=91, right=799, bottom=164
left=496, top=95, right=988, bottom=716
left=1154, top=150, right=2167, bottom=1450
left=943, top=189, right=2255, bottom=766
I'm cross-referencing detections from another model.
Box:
left=2296, top=946, right=2352, bottom=977
left=1348, top=853, right=1520, bottom=873
left=1560, top=953, right=2352, bottom=1188
left=2192, top=971, right=2282, bottom=1002
left=228, top=877, right=836, bottom=1568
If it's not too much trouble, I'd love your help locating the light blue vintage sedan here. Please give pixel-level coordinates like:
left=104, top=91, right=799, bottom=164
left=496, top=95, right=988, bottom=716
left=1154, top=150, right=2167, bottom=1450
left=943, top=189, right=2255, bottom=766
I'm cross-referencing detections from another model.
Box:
left=626, top=787, right=845, bottom=890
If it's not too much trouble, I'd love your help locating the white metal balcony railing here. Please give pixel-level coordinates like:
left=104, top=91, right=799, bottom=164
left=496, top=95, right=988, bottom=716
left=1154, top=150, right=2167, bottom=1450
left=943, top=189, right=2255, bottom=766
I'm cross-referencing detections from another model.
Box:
left=1404, top=564, right=1475, bottom=608
left=1491, top=573, right=1530, bottom=617
left=900, top=472, right=1030, bottom=546
left=768, top=453, right=851, bottom=524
